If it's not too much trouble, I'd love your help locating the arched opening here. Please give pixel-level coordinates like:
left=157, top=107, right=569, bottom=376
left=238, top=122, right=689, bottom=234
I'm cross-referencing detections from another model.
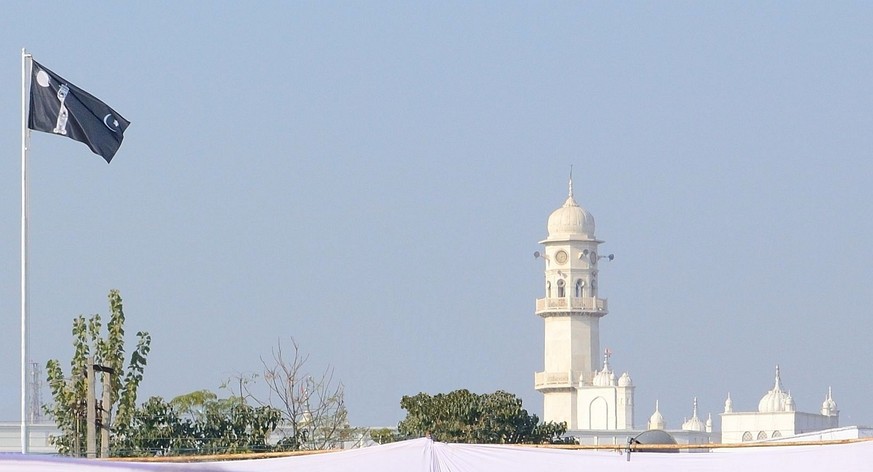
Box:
left=575, top=279, right=584, bottom=297
left=546, top=281, right=552, bottom=298
left=557, top=279, right=565, bottom=298
left=757, top=431, right=768, bottom=440
left=588, top=397, right=609, bottom=429
left=742, top=432, right=752, bottom=442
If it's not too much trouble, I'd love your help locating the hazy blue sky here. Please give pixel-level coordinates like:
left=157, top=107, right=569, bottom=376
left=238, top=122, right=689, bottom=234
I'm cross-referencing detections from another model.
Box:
left=1, top=2, right=872, bottom=430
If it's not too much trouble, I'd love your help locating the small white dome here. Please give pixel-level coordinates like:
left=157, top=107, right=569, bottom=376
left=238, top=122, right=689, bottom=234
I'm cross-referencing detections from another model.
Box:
left=545, top=179, right=596, bottom=240
left=618, top=372, right=633, bottom=387
left=758, top=366, right=793, bottom=413
left=648, top=401, right=666, bottom=430
left=592, top=368, right=616, bottom=387
left=682, top=398, right=705, bottom=432
left=821, top=387, right=838, bottom=416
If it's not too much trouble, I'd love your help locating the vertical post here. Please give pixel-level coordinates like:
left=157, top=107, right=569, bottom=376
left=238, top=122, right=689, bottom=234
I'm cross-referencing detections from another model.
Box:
left=86, top=358, right=96, bottom=459
left=20, top=47, right=31, bottom=455
left=101, top=370, right=111, bottom=458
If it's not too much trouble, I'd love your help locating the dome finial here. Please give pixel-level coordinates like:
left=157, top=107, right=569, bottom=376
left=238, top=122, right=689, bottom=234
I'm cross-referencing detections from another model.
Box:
left=774, top=365, right=783, bottom=391
left=568, top=165, right=574, bottom=198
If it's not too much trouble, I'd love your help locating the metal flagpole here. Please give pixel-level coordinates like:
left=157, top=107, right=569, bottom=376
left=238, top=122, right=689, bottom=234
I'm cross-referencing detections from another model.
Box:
left=21, top=47, right=31, bottom=454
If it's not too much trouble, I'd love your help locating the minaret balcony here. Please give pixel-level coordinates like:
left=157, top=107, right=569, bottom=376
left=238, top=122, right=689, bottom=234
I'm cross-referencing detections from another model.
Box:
left=535, top=297, right=607, bottom=317
left=535, top=370, right=582, bottom=391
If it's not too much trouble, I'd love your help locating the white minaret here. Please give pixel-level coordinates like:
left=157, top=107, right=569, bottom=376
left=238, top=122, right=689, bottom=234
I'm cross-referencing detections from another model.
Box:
left=534, top=176, right=610, bottom=429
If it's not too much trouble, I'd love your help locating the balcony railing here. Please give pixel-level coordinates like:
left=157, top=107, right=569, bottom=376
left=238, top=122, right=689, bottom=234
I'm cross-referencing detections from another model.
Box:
left=534, top=371, right=581, bottom=390
left=535, top=297, right=607, bottom=313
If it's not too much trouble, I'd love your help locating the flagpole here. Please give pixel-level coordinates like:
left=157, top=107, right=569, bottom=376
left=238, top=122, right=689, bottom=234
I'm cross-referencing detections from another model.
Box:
left=21, top=47, right=31, bottom=454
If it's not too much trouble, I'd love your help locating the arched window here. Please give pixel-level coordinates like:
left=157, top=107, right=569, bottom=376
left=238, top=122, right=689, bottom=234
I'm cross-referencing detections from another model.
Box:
left=557, top=279, right=565, bottom=298
left=772, top=431, right=782, bottom=438
left=757, top=431, right=768, bottom=440
left=546, top=281, right=552, bottom=298
left=575, top=279, right=584, bottom=297
left=742, top=432, right=752, bottom=442
left=590, top=277, right=597, bottom=297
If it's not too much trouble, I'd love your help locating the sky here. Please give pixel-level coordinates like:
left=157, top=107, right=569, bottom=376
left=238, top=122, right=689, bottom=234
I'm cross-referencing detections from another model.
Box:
left=1, top=2, right=872, bottom=431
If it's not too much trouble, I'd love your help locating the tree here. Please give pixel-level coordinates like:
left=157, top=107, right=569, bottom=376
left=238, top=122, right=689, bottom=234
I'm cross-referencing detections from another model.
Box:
left=112, top=392, right=283, bottom=457
left=44, top=290, right=151, bottom=456
left=397, top=389, right=567, bottom=444
left=368, top=427, right=401, bottom=445
left=246, top=338, right=358, bottom=450
left=111, top=396, right=195, bottom=456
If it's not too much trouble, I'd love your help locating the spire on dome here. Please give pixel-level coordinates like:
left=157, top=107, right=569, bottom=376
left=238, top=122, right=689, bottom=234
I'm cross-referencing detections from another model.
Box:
left=724, top=393, right=733, bottom=413
left=593, top=348, right=616, bottom=386
left=822, top=387, right=838, bottom=416
left=758, top=365, right=793, bottom=412
left=568, top=165, right=574, bottom=198
left=648, top=400, right=666, bottom=430
left=682, top=397, right=705, bottom=432
left=774, top=365, right=784, bottom=392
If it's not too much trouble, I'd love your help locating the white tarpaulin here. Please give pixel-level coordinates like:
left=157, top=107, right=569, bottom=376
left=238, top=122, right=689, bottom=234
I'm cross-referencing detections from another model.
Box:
left=2, top=438, right=872, bottom=471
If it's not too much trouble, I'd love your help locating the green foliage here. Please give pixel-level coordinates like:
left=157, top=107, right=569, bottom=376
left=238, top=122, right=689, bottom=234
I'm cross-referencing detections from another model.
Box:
left=369, top=427, right=401, bottom=444
left=112, top=396, right=195, bottom=456
left=397, top=389, right=567, bottom=444
left=112, top=393, right=283, bottom=456
left=44, top=290, right=151, bottom=456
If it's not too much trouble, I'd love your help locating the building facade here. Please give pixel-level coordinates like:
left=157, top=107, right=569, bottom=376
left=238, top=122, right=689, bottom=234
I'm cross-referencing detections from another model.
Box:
left=534, top=179, right=634, bottom=431
left=720, top=366, right=839, bottom=443
left=533, top=180, right=840, bottom=445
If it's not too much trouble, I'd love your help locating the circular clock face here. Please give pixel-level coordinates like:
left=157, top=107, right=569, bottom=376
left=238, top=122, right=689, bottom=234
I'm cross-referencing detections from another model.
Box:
left=555, top=250, right=568, bottom=264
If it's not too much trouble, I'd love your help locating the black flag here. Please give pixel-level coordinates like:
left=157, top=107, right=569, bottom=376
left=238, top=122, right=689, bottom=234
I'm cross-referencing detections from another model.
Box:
left=28, top=60, right=130, bottom=163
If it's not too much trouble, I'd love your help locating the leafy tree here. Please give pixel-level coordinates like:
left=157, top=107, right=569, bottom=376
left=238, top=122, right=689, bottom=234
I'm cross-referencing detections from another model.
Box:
left=44, top=290, right=151, bottom=456
left=397, top=389, right=567, bottom=444
left=112, top=392, right=283, bottom=456
left=369, top=427, right=401, bottom=444
left=112, top=396, right=196, bottom=456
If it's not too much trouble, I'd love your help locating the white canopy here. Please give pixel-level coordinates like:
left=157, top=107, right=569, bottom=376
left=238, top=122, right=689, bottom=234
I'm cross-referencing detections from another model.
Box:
left=2, top=438, right=872, bottom=471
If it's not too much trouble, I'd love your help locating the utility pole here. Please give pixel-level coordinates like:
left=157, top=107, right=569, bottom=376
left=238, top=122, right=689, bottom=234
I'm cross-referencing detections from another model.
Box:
left=99, top=367, right=112, bottom=457
left=86, top=357, right=96, bottom=459
left=85, top=358, right=115, bottom=459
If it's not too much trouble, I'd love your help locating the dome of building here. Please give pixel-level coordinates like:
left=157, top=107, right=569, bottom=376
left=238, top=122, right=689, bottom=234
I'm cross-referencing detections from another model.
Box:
left=545, top=179, right=595, bottom=240
left=618, top=372, right=633, bottom=387
left=631, top=429, right=679, bottom=453
left=758, top=366, right=794, bottom=413
left=648, top=400, right=666, bottom=430
left=682, top=397, right=706, bottom=432
left=593, top=368, right=616, bottom=387
left=821, top=387, right=838, bottom=416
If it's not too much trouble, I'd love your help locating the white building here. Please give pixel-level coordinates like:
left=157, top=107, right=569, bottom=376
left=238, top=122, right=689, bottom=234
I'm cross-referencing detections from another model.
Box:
left=533, top=179, right=842, bottom=445
left=533, top=178, right=633, bottom=431
left=720, top=366, right=839, bottom=443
